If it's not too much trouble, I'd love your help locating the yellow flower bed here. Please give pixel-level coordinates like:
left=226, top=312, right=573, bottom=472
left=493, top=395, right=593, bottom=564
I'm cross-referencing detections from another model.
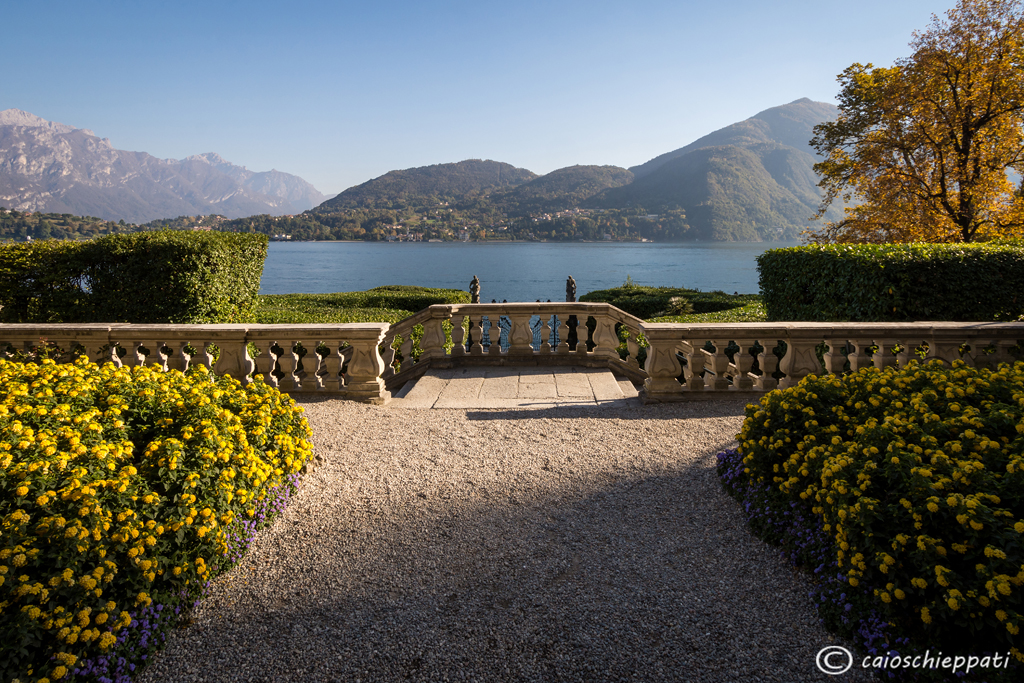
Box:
left=0, top=358, right=313, bottom=683
left=738, top=360, right=1024, bottom=663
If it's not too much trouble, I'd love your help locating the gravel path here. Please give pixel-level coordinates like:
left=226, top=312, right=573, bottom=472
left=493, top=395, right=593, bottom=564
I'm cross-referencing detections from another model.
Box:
left=138, top=398, right=871, bottom=683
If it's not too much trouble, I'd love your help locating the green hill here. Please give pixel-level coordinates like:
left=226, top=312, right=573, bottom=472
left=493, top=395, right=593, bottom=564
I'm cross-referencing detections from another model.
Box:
left=494, top=165, right=633, bottom=216
left=313, top=159, right=536, bottom=211
left=588, top=98, right=845, bottom=240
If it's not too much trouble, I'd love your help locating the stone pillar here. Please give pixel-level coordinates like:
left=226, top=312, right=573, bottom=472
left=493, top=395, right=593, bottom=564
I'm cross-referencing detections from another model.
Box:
left=640, top=324, right=684, bottom=401
left=591, top=314, right=621, bottom=361
left=339, top=324, right=392, bottom=404
left=779, top=331, right=824, bottom=390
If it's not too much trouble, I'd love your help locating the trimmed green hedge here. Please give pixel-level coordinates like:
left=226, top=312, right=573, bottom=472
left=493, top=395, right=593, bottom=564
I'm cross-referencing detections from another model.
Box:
left=252, top=286, right=469, bottom=324
left=757, top=243, right=1024, bottom=322
left=580, top=284, right=751, bottom=319
left=0, top=232, right=268, bottom=324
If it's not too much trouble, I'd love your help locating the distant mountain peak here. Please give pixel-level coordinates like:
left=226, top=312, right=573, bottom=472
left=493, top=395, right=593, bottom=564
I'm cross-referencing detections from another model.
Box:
left=0, top=111, right=327, bottom=222
left=0, top=108, right=80, bottom=134
left=184, top=152, right=232, bottom=167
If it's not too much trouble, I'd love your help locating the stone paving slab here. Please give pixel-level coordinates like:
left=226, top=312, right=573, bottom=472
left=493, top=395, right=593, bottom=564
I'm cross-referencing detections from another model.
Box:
left=391, top=367, right=641, bottom=409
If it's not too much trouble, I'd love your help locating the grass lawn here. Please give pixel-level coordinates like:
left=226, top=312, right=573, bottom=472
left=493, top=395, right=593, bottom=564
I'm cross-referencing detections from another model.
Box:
left=251, top=285, right=766, bottom=324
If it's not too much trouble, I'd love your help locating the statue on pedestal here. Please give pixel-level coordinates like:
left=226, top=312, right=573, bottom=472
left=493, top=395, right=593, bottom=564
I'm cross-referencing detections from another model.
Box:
left=470, top=276, right=480, bottom=304
left=566, top=275, right=576, bottom=302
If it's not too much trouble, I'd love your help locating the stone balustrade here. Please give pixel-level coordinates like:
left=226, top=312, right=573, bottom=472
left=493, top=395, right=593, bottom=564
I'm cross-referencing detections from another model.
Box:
left=380, top=303, right=647, bottom=391
left=640, top=321, right=1024, bottom=402
left=4, top=317, right=1022, bottom=405
left=0, top=323, right=392, bottom=404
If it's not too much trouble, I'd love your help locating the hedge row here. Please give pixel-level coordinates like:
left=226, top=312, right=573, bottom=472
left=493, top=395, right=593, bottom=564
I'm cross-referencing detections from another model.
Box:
left=0, top=358, right=313, bottom=683
left=721, top=360, right=1024, bottom=680
left=579, top=284, right=751, bottom=320
left=0, top=232, right=268, bottom=324
left=757, top=242, right=1024, bottom=322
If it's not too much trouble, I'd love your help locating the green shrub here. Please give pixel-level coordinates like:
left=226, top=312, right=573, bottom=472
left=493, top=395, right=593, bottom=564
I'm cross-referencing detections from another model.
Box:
left=580, top=283, right=752, bottom=319
left=253, top=286, right=469, bottom=324
left=735, top=360, right=1024, bottom=669
left=0, top=357, right=313, bottom=683
left=0, top=232, right=268, bottom=324
left=757, top=242, right=1024, bottom=322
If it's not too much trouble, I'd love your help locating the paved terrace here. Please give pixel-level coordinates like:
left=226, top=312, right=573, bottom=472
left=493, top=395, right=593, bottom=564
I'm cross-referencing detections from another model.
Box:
left=137, top=371, right=870, bottom=683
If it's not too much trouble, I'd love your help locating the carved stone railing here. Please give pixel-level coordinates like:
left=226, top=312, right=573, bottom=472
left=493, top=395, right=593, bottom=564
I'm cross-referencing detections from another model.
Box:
left=0, top=323, right=392, bottom=404
left=5, top=319, right=1022, bottom=405
left=380, top=302, right=647, bottom=391
left=640, top=321, right=1024, bottom=402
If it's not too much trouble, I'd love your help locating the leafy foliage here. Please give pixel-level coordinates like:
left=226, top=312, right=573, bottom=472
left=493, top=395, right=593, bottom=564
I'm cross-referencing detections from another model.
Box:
left=0, top=358, right=313, bottom=683
left=729, top=361, right=1024, bottom=676
left=251, top=286, right=469, bottom=324
left=757, top=242, right=1024, bottom=321
left=0, top=209, right=135, bottom=241
left=580, top=280, right=759, bottom=320
left=0, top=231, right=268, bottom=324
left=811, top=0, right=1024, bottom=243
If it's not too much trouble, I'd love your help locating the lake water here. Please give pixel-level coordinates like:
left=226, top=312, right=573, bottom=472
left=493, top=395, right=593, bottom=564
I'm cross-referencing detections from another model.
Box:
left=259, top=240, right=804, bottom=300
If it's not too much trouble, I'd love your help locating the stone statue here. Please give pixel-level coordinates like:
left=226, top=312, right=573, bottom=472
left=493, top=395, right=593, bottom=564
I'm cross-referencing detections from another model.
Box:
left=470, top=275, right=480, bottom=304
left=566, top=275, right=576, bottom=302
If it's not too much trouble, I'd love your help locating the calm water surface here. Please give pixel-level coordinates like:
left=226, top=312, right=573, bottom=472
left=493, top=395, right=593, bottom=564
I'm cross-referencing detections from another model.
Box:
left=260, top=241, right=804, bottom=300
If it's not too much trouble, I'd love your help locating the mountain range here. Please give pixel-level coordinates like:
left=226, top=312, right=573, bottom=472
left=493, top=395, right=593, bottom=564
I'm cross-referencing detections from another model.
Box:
left=0, top=109, right=328, bottom=223
left=1, top=99, right=842, bottom=239
left=312, top=98, right=842, bottom=240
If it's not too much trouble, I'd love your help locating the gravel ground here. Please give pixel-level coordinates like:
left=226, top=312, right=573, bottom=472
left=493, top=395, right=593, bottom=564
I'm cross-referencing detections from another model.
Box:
left=138, top=398, right=872, bottom=683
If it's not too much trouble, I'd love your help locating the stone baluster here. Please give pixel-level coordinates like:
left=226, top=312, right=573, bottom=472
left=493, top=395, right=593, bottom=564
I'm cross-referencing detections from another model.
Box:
left=702, top=340, right=731, bottom=391
left=297, top=340, right=323, bottom=391
left=846, top=339, right=874, bottom=372
left=823, top=339, right=848, bottom=375
left=679, top=340, right=704, bottom=391
left=316, top=340, right=344, bottom=391
left=556, top=315, right=570, bottom=354
left=729, top=339, right=755, bottom=390
left=508, top=314, right=534, bottom=354
left=274, top=341, right=300, bottom=391
left=468, top=315, right=485, bottom=355
left=871, top=339, right=899, bottom=369
left=573, top=316, right=589, bottom=354
left=487, top=317, right=503, bottom=355
left=641, top=325, right=684, bottom=400
left=753, top=340, right=779, bottom=392
left=252, top=341, right=280, bottom=388
left=340, top=324, right=391, bottom=404
left=121, top=338, right=167, bottom=369
left=974, top=338, right=1015, bottom=369
left=399, top=335, right=416, bottom=369
left=778, top=332, right=823, bottom=390
left=540, top=316, right=553, bottom=354
left=451, top=314, right=467, bottom=357
left=896, top=339, right=920, bottom=368
left=272, top=339, right=296, bottom=389
left=591, top=315, right=620, bottom=361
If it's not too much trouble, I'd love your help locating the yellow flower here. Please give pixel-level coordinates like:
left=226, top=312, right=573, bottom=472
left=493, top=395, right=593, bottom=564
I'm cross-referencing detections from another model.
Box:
left=15, top=485, right=28, bottom=496
left=921, top=607, right=932, bottom=624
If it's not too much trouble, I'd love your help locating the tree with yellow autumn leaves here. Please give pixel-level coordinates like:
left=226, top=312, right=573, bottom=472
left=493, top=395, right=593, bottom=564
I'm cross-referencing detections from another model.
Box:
left=810, top=0, right=1024, bottom=243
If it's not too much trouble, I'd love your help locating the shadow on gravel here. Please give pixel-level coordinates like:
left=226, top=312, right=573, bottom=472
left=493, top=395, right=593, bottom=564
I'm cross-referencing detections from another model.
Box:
left=464, top=401, right=751, bottom=421
left=139, top=434, right=869, bottom=683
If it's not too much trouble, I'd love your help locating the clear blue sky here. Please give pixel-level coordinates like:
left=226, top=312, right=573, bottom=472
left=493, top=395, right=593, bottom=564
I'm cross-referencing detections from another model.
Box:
left=4, top=0, right=959, bottom=196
